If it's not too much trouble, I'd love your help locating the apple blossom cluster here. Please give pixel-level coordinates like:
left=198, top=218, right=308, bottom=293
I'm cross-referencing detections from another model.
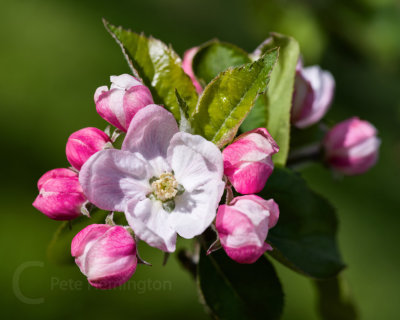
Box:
left=33, top=74, right=284, bottom=289
left=33, top=48, right=380, bottom=291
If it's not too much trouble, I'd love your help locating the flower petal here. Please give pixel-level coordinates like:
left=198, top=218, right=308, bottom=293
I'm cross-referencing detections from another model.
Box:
left=85, top=226, right=137, bottom=289
left=71, top=224, right=112, bottom=270
left=95, top=88, right=126, bottom=131
left=167, top=132, right=224, bottom=192
left=125, top=198, right=177, bottom=252
left=169, top=180, right=225, bottom=239
left=110, top=74, right=142, bottom=89
left=122, top=105, right=178, bottom=175
left=79, top=149, right=150, bottom=212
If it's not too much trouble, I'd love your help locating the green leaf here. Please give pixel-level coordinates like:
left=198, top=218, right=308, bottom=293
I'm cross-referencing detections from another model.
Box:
left=191, top=49, right=278, bottom=148
left=240, top=95, right=269, bottom=132
left=198, top=249, right=284, bottom=320
left=47, top=209, right=127, bottom=265
left=247, top=34, right=300, bottom=166
left=192, top=40, right=250, bottom=85
left=175, top=89, right=189, bottom=119
left=104, top=20, right=198, bottom=120
left=260, top=168, right=345, bottom=279
left=314, top=277, right=359, bottom=320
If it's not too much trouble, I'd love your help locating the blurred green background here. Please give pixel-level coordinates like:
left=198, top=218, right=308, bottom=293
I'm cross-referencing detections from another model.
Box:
left=1, top=0, right=399, bottom=319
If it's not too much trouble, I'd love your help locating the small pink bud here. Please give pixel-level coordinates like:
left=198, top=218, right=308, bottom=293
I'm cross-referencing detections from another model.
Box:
left=291, top=64, right=335, bottom=128
left=323, top=117, right=380, bottom=175
left=71, top=224, right=137, bottom=289
left=223, top=128, right=279, bottom=194
left=216, top=195, right=279, bottom=264
left=66, top=127, right=111, bottom=170
left=33, top=168, right=86, bottom=220
left=182, top=47, right=203, bottom=94
left=94, top=74, right=154, bottom=132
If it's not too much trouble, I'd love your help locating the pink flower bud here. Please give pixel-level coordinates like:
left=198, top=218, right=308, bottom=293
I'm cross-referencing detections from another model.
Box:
left=66, top=127, right=111, bottom=170
left=71, top=224, right=137, bottom=289
left=94, top=74, right=154, bottom=132
left=291, top=64, right=335, bottom=128
left=182, top=47, right=203, bottom=94
left=216, top=195, right=279, bottom=264
left=33, top=168, right=86, bottom=220
left=323, top=117, right=380, bottom=175
left=223, top=128, right=279, bottom=194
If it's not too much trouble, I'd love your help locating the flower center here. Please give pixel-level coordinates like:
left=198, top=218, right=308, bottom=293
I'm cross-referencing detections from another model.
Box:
left=148, top=172, right=185, bottom=213
left=151, top=172, right=179, bottom=201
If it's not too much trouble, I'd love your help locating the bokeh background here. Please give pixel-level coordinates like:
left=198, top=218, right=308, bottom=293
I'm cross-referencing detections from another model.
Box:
left=1, top=0, right=399, bottom=319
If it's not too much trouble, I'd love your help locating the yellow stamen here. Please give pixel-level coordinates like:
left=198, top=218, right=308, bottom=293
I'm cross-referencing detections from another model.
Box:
left=151, top=172, right=179, bottom=201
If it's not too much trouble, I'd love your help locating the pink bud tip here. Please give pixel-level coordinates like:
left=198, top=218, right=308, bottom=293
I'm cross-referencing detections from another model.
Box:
left=291, top=64, right=335, bottom=128
left=33, top=168, right=86, bottom=220
left=66, top=127, right=111, bottom=170
left=223, top=128, right=279, bottom=194
left=71, top=224, right=137, bottom=289
left=216, top=195, right=279, bottom=264
left=94, top=74, right=154, bottom=132
left=323, top=117, right=381, bottom=175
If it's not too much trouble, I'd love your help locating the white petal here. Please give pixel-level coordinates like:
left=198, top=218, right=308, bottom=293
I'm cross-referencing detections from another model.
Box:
left=110, top=74, right=141, bottom=89
left=79, top=149, right=151, bottom=212
left=169, top=180, right=225, bottom=239
left=167, top=132, right=224, bottom=192
left=125, top=198, right=177, bottom=252
left=122, top=105, right=179, bottom=169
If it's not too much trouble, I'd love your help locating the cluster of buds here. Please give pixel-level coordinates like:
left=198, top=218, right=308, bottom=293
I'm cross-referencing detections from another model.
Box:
left=214, top=128, right=280, bottom=264
left=289, top=58, right=380, bottom=175
left=33, top=126, right=112, bottom=221
left=33, top=74, right=155, bottom=288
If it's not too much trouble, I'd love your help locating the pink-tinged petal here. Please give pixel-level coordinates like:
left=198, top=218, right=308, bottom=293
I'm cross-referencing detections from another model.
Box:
left=66, top=127, right=111, bottom=170
left=110, top=74, right=142, bottom=89
left=292, top=65, right=335, bottom=128
left=224, top=129, right=279, bottom=165
left=79, top=149, right=151, bottom=212
left=328, top=136, right=380, bottom=175
left=168, top=132, right=224, bottom=192
left=324, top=117, right=377, bottom=151
left=298, top=66, right=335, bottom=128
left=123, top=85, right=154, bottom=129
left=37, top=168, right=77, bottom=190
left=216, top=195, right=279, bottom=264
left=170, top=180, right=224, bottom=239
left=33, top=168, right=85, bottom=220
left=86, top=227, right=137, bottom=289
left=223, top=128, right=278, bottom=194
left=227, top=160, right=274, bottom=194
left=223, top=243, right=270, bottom=264
left=71, top=224, right=137, bottom=289
left=323, top=117, right=380, bottom=175
left=95, top=75, right=154, bottom=132
left=33, top=191, right=85, bottom=220
left=182, top=47, right=203, bottom=93
left=125, top=198, right=177, bottom=252
left=94, top=86, right=108, bottom=103
left=95, top=88, right=126, bottom=131
left=291, top=73, right=315, bottom=125
left=122, top=105, right=179, bottom=167
left=71, top=224, right=111, bottom=265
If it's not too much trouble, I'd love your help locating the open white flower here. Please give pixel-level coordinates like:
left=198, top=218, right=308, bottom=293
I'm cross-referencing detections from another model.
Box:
left=80, top=105, right=225, bottom=252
